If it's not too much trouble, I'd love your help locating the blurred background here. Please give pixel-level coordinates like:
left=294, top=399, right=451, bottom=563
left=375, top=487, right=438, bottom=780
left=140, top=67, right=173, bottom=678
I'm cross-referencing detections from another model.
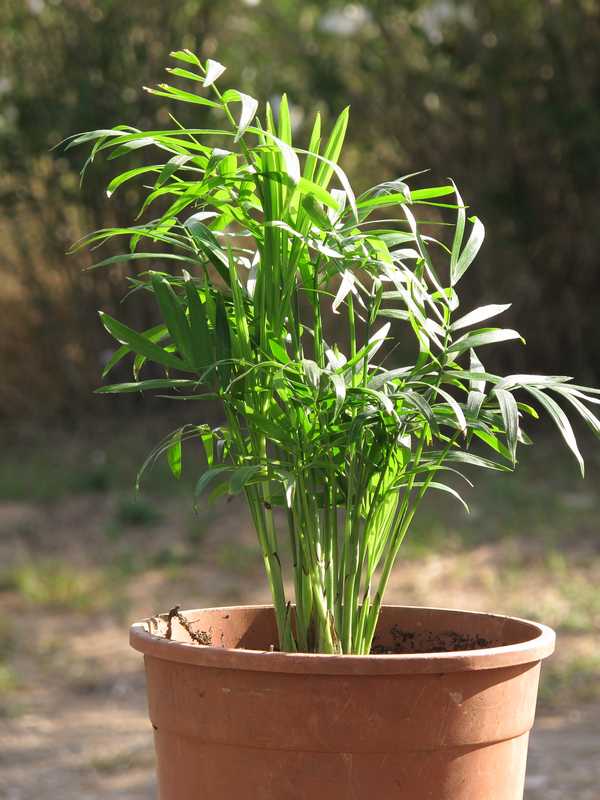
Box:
left=1, top=2, right=599, bottom=799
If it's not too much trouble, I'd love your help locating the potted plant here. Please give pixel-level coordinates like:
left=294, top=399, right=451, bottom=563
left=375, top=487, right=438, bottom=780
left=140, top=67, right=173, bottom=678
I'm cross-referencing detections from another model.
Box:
left=66, top=52, right=599, bottom=799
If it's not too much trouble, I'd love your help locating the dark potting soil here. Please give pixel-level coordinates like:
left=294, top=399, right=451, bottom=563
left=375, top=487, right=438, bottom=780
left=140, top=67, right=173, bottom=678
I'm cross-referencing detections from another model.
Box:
left=370, top=624, right=497, bottom=654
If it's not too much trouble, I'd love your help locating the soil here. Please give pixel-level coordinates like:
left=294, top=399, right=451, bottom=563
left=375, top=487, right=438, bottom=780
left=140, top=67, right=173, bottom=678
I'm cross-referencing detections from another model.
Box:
left=371, top=625, right=495, bottom=654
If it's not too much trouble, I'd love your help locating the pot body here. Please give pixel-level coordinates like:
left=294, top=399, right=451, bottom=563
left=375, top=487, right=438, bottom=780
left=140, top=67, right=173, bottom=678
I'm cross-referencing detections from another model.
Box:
left=130, top=605, right=555, bottom=800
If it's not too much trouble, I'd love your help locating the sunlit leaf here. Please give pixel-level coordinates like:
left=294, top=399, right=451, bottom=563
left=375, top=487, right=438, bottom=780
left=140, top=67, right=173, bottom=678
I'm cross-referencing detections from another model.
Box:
left=451, top=215, right=485, bottom=285
left=204, top=59, right=226, bottom=87
left=451, top=304, right=511, bottom=332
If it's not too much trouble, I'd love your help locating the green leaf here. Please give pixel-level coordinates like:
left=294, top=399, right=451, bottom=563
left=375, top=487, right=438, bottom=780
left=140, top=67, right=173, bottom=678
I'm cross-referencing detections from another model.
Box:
left=332, top=271, right=354, bottom=313
left=145, top=83, right=221, bottom=108
left=440, top=451, right=510, bottom=471
left=330, top=373, right=346, bottom=419
left=99, top=312, right=189, bottom=372
left=96, top=378, right=198, bottom=394
left=167, top=431, right=183, bottom=478
left=151, top=273, right=193, bottom=365
left=448, top=328, right=523, bottom=356
left=89, top=251, right=200, bottom=271
left=493, top=388, right=519, bottom=462
left=356, top=192, right=410, bottom=212
left=466, top=349, right=486, bottom=418
left=155, top=154, right=195, bottom=188
left=450, top=179, right=465, bottom=276
left=302, top=359, right=322, bottom=391
left=433, top=386, right=466, bottom=433
left=184, top=273, right=213, bottom=374
left=451, top=215, right=485, bottom=285
left=451, top=304, right=511, bottom=332
left=183, top=215, right=230, bottom=284
left=302, top=194, right=331, bottom=229
left=106, top=165, right=161, bottom=197
left=495, top=374, right=573, bottom=391
left=525, top=387, right=585, bottom=476
left=399, top=389, right=435, bottom=422
left=410, top=185, right=454, bottom=201
left=229, top=465, right=263, bottom=494
left=297, top=178, right=339, bottom=209
left=204, top=59, right=226, bottom=87
left=226, top=247, right=252, bottom=360
left=277, top=93, right=292, bottom=145
left=413, top=481, right=470, bottom=513
left=302, top=113, right=321, bottom=183
left=377, top=309, right=410, bottom=321
left=215, top=295, right=232, bottom=385
left=101, top=323, right=167, bottom=378
left=221, top=89, right=258, bottom=142
left=166, top=67, right=205, bottom=83
left=314, top=106, right=348, bottom=189
left=269, top=338, right=290, bottom=364
left=553, top=388, right=600, bottom=438
left=170, top=49, right=202, bottom=67
left=473, top=429, right=514, bottom=461
left=269, top=133, right=301, bottom=183
left=194, top=466, right=232, bottom=499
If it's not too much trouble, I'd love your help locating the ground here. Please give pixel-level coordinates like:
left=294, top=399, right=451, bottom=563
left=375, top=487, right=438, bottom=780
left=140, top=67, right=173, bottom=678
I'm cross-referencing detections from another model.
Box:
left=0, top=418, right=599, bottom=799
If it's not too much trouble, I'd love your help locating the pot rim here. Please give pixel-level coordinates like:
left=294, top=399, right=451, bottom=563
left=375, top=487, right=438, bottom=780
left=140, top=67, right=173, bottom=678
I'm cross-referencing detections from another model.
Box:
left=130, top=604, right=555, bottom=675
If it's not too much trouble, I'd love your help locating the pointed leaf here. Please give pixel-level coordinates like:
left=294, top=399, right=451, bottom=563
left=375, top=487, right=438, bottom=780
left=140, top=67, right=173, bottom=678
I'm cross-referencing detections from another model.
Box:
left=167, top=432, right=183, bottom=479
left=451, top=304, right=511, bottom=332
left=451, top=216, right=485, bottom=285
left=494, top=388, right=519, bottom=462
left=302, top=359, right=322, bottom=391
left=332, top=271, right=355, bottom=314
left=330, top=373, right=346, bottom=419
left=433, top=386, right=467, bottom=433
left=204, top=59, right=226, bottom=87
left=96, top=378, right=198, bottom=394
left=302, top=194, right=331, bottom=228
left=222, top=89, right=258, bottom=142
left=170, top=50, right=202, bottom=67
left=525, top=387, right=585, bottom=476
left=151, top=273, right=193, bottom=364
left=450, top=179, right=465, bottom=275
left=99, top=312, right=188, bottom=372
left=413, top=481, right=470, bottom=513
left=467, top=349, right=486, bottom=417
left=495, top=374, right=573, bottom=392
left=441, top=451, right=510, bottom=471
left=448, top=328, right=523, bottom=356
left=552, top=388, right=600, bottom=438
left=184, top=274, right=213, bottom=374
left=229, top=465, right=263, bottom=494
left=195, top=466, right=231, bottom=498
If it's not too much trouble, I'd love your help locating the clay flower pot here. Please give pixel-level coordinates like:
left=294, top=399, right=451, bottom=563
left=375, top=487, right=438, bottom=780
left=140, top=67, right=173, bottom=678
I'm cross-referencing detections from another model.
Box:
left=130, top=604, right=555, bottom=800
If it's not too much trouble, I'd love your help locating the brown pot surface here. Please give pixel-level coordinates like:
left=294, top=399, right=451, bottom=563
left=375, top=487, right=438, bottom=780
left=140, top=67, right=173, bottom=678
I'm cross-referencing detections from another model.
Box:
left=131, top=605, right=555, bottom=800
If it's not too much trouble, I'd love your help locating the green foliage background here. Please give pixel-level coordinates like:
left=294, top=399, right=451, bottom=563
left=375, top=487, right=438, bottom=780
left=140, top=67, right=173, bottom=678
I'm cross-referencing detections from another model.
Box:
left=2, top=0, right=599, bottom=420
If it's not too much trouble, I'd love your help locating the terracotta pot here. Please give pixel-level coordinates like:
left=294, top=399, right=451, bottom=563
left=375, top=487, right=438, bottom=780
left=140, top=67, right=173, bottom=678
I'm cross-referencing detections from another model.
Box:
left=130, top=605, right=554, bottom=800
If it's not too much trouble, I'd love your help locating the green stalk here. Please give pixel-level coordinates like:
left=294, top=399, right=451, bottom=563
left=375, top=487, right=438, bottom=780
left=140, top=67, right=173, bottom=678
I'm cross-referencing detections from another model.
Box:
left=363, top=431, right=460, bottom=652
left=312, top=259, right=325, bottom=368
left=246, top=485, right=294, bottom=650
